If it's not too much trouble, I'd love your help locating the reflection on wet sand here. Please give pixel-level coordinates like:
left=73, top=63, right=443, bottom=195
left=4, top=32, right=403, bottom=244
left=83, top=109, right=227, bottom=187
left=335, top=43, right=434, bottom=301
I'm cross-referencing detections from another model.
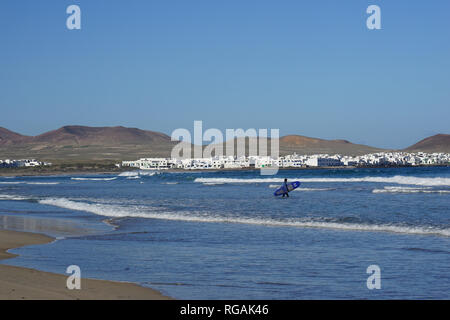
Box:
left=0, top=214, right=107, bottom=237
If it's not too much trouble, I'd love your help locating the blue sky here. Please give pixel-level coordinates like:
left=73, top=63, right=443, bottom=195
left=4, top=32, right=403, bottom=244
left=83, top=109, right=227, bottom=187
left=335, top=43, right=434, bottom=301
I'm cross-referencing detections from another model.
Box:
left=0, top=0, right=449, bottom=148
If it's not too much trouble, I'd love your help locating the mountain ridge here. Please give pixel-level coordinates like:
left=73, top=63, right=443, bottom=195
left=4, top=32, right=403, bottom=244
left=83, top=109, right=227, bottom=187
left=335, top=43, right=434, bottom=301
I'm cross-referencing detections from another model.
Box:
left=0, top=126, right=448, bottom=161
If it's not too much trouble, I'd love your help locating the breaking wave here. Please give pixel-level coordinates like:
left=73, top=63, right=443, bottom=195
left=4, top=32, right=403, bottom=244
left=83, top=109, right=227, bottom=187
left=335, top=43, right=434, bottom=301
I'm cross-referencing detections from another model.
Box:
left=0, top=181, right=25, bottom=185
left=268, top=185, right=334, bottom=191
left=118, top=171, right=158, bottom=177
left=24, top=182, right=60, bottom=185
left=293, top=188, right=335, bottom=192
left=118, top=171, right=139, bottom=177
left=38, top=198, right=450, bottom=237
left=138, top=171, right=159, bottom=176
left=0, top=194, right=30, bottom=201
left=126, top=176, right=141, bottom=180
left=0, top=181, right=59, bottom=185
left=71, top=177, right=117, bottom=181
left=195, top=175, right=450, bottom=186
left=373, top=186, right=450, bottom=194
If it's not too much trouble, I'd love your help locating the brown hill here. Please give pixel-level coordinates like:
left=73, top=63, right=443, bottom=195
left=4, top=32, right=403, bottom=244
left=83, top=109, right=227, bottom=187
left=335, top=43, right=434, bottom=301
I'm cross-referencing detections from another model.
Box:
left=279, top=135, right=383, bottom=155
left=404, top=134, right=450, bottom=153
left=0, top=126, right=177, bottom=161
left=207, top=135, right=383, bottom=157
left=32, top=125, right=171, bottom=146
left=0, top=127, right=30, bottom=146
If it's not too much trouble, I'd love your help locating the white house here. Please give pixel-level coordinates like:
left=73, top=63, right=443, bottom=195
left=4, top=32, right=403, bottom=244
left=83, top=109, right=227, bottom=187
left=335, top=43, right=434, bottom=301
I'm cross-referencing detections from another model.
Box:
left=306, top=157, right=342, bottom=167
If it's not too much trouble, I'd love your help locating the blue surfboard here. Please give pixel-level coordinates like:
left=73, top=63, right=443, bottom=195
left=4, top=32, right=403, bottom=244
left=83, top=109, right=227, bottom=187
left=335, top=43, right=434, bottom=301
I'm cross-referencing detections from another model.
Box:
left=274, top=181, right=301, bottom=196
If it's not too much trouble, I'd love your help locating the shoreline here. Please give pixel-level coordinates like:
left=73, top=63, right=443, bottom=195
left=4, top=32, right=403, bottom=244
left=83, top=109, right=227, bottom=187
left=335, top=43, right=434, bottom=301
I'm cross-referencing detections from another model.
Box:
left=0, top=169, right=126, bottom=177
left=1, top=164, right=449, bottom=177
left=0, top=229, right=171, bottom=300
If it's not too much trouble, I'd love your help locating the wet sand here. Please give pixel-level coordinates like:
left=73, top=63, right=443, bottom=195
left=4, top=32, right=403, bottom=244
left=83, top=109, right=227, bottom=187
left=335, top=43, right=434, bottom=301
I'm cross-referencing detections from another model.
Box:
left=0, top=229, right=171, bottom=300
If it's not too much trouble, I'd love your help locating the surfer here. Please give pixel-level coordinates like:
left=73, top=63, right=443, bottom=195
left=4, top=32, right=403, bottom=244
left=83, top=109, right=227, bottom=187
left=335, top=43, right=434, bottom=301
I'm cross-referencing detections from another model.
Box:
left=282, top=178, right=290, bottom=198
left=273, top=179, right=299, bottom=197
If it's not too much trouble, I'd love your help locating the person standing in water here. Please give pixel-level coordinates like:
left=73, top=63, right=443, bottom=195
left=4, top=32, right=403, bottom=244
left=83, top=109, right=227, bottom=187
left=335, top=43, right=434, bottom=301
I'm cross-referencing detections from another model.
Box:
left=282, top=178, right=290, bottom=198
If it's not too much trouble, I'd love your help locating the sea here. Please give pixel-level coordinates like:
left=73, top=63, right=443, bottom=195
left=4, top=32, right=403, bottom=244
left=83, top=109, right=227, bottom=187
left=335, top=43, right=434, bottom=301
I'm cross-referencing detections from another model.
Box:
left=0, top=166, right=449, bottom=299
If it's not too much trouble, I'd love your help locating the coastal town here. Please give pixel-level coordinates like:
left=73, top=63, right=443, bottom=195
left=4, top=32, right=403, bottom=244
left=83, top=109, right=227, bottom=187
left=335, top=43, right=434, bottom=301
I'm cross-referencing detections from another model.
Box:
left=2, top=152, right=449, bottom=171
left=120, top=152, right=450, bottom=170
left=0, top=159, right=51, bottom=168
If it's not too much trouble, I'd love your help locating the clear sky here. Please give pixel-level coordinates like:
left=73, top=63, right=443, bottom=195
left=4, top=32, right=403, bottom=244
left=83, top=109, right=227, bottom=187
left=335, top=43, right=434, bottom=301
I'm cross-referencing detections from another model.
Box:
left=1, top=0, right=449, bottom=148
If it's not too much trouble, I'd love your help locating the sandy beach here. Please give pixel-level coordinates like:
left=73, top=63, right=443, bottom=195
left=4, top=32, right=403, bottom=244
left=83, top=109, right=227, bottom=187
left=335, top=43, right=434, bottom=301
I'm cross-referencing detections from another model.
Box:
left=0, top=229, right=171, bottom=300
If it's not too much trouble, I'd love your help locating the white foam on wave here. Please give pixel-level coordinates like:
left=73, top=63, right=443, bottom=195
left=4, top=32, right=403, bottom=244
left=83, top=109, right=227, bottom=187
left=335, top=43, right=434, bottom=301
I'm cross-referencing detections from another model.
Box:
left=25, top=182, right=60, bottom=185
left=268, top=184, right=334, bottom=191
left=139, top=171, right=158, bottom=176
left=126, top=176, right=141, bottom=180
left=0, top=181, right=24, bottom=184
left=294, top=188, right=335, bottom=192
left=384, top=186, right=432, bottom=190
left=118, top=171, right=139, bottom=177
left=0, top=194, right=30, bottom=201
left=118, top=171, right=157, bottom=177
left=373, top=186, right=450, bottom=194
left=71, top=177, right=117, bottom=181
left=195, top=175, right=450, bottom=187
left=0, top=181, right=59, bottom=185
left=39, top=198, right=450, bottom=237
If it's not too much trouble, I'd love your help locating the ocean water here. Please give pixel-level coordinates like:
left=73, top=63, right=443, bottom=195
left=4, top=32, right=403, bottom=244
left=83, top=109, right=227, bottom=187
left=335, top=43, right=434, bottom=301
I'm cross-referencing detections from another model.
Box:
left=0, top=167, right=449, bottom=299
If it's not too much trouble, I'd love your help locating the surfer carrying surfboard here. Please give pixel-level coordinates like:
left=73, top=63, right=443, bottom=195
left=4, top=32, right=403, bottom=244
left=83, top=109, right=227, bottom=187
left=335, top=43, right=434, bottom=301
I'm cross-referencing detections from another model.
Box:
left=282, top=178, right=290, bottom=198
left=273, top=180, right=300, bottom=197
